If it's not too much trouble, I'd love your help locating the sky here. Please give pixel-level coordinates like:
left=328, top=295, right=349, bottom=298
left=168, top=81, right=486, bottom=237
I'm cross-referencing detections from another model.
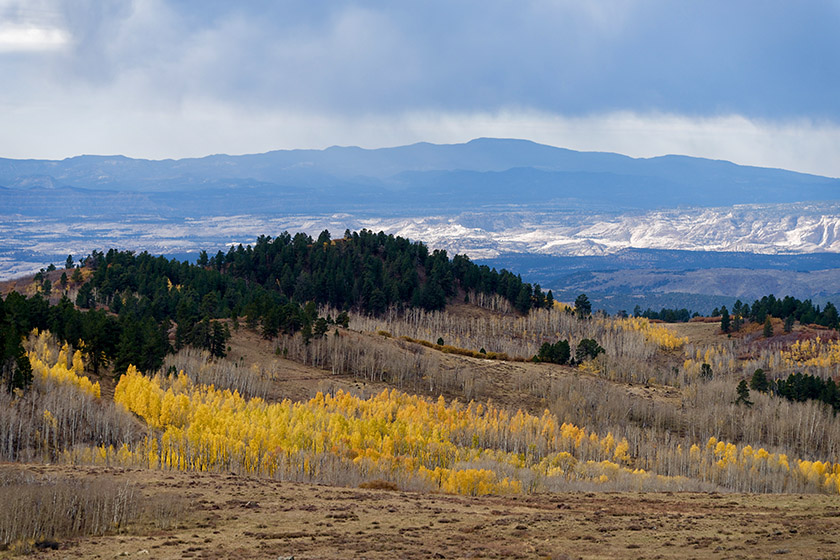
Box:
left=0, top=1, right=838, bottom=177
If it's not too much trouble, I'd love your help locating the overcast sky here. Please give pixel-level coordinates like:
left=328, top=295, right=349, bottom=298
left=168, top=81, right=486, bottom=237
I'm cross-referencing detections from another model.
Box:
left=1, top=1, right=838, bottom=176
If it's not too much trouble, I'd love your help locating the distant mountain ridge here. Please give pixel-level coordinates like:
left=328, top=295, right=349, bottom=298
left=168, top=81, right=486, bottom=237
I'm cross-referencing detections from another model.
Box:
left=1, top=139, right=838, bottom=212
left=4, top=138, right=840, bottom=307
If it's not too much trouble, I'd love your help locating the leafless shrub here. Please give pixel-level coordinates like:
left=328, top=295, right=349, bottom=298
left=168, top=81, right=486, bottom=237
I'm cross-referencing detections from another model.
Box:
left=0, top=467, right=137, bottom=548
left=143, top=493, right=188, bottom=530
left=279, top=330, right=484, bottom=398
left=467, top=291, right=513, bottom=315
left=0, top=375, right=143, bottom=463
left=334, top=306, right=663, bottom=384
left=162, top=347, right=271, bottom=400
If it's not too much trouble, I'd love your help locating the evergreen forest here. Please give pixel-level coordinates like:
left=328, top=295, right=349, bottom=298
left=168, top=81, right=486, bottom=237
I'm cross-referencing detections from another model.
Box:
left=2, top=229, right=550, bottom=388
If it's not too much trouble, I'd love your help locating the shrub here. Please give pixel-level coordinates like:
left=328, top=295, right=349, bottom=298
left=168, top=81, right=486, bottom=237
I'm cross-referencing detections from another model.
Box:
left=0, top=468, right=137, bottom=549
left=359, top=479, right=399, bottom=491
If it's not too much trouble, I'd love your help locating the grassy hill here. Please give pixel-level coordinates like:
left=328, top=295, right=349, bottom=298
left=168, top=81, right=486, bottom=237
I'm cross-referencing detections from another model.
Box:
left=4, top=231, right=840, bottom=555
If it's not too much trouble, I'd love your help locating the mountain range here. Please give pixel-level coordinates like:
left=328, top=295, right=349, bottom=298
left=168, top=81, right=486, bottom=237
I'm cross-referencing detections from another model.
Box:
left=2, top=138, right=838, bottom=215
left=3, top=138, right=840, bottom=312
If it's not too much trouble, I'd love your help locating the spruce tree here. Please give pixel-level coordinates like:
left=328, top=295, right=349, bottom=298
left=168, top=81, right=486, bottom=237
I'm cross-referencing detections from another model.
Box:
left=574, top=293, right=591, bottom=319
left=735, top=379, right=753, bottom=406
left=763, top=316, right=774, bottom=338
left=783, top=315, right=794, bottom=333
left=720, top=306, right=731, bottom=333
left=750, top=368, right=769, bottom=392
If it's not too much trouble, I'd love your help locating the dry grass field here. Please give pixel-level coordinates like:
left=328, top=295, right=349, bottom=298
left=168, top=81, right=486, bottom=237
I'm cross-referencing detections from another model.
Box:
left=5, top=463, right=840, bottom=560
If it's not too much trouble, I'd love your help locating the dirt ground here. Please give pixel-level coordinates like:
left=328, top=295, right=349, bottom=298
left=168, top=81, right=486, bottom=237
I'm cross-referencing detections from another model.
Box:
left=224, top=327, right=379, bottom=404
left=10, top=464, right=840, bottom=560
left=660, top=322, right=723, bottom=347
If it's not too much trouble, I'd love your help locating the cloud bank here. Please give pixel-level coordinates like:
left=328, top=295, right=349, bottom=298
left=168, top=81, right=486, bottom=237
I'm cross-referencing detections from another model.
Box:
left=0, top=1, right=837, bottom=176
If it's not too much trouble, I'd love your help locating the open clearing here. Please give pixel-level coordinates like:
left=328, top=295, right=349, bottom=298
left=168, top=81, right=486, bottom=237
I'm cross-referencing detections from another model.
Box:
left=225, top=326, right=574, bottom=414
left=8, top=464, right=840, bottom=560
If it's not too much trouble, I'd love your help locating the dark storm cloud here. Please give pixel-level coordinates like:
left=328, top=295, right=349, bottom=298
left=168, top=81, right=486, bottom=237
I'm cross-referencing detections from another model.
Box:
left=29, top=0, right=838, bottom=119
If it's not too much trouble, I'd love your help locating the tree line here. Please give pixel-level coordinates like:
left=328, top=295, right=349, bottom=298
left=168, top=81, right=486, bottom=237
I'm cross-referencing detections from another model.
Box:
left=632, top=306, right=696, bottom=323
left=627, top=295, right=840, bottom=329
left=747, top=368, right=840, bottom=413
left=718, top=294, right=839, bottom=333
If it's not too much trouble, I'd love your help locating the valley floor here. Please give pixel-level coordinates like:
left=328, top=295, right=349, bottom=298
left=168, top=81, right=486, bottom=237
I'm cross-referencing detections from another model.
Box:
left=8, top=464, right=840, bottom=560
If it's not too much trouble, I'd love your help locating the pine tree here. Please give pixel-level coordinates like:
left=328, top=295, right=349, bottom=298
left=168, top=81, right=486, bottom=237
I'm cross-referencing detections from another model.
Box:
left=750, top=368, right=769, bottom=392
left=783, top=315, right=794, bottom=333
left=2, top=337, right=32, bottom=392
left=575, top=338, right=604, bottom=362
left=720, top=306, right=731, bottom=333
left=536, top=339, right=571, bottom=364
left=763, top=316, right=774, bottom=338
left=574, top=294, right=591, bottom=319
left=313, top=317, right=329, bottom=338
left=735, top=379, right=753, bottom=407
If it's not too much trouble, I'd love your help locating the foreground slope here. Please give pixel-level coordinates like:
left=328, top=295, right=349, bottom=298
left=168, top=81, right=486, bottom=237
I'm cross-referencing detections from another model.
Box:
left=5, top=464, right=840, bottom=560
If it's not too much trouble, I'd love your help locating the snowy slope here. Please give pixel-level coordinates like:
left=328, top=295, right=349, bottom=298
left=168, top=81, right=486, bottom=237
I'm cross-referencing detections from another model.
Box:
left=357, top=203, right=840, bottom=259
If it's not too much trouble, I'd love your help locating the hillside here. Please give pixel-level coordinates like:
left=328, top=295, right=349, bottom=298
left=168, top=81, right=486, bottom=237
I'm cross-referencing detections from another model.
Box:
left=0, top=230, right=551, bottom=395
left=5, top=232, right=840, bottom=555
left=5, top=303, right=840, bottom=556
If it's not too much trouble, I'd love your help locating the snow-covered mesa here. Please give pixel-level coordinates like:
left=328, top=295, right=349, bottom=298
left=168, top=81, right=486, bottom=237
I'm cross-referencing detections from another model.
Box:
left=360, top=204, right=840, bottom=259
left=4, top=203, right=840, bottom=281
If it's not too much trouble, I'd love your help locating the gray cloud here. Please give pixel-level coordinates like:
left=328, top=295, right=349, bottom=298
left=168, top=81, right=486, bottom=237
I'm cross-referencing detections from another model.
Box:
left=11, top=1, right=835, bottom=117
left=0, top=1, right=837, bottom=174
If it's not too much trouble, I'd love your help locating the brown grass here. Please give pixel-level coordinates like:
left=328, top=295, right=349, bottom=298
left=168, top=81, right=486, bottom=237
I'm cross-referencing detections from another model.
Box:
left=8, top=464, right=840, bottom=560
left=358, top=479, right=399, bottom=491
left=397, top=335, right=519, bottom=361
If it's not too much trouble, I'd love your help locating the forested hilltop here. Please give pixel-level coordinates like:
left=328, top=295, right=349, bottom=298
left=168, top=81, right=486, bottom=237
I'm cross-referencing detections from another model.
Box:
left=1, top=229, right=551, bottom=389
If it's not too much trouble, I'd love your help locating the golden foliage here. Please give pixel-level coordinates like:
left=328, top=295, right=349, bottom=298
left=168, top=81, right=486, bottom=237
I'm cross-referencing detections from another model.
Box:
left=616, top=318, right=688, bottom=350
left=27, top=330, right=100, bottom=399
left=781, top=337, right=840, bottom=368
left=685, top=435, right=840, bottom=493
left=104, top=366, right=671, bottom=494
left=553, top=301, right=572, bottom=312
left=28, top=330, right=837, bottom=497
